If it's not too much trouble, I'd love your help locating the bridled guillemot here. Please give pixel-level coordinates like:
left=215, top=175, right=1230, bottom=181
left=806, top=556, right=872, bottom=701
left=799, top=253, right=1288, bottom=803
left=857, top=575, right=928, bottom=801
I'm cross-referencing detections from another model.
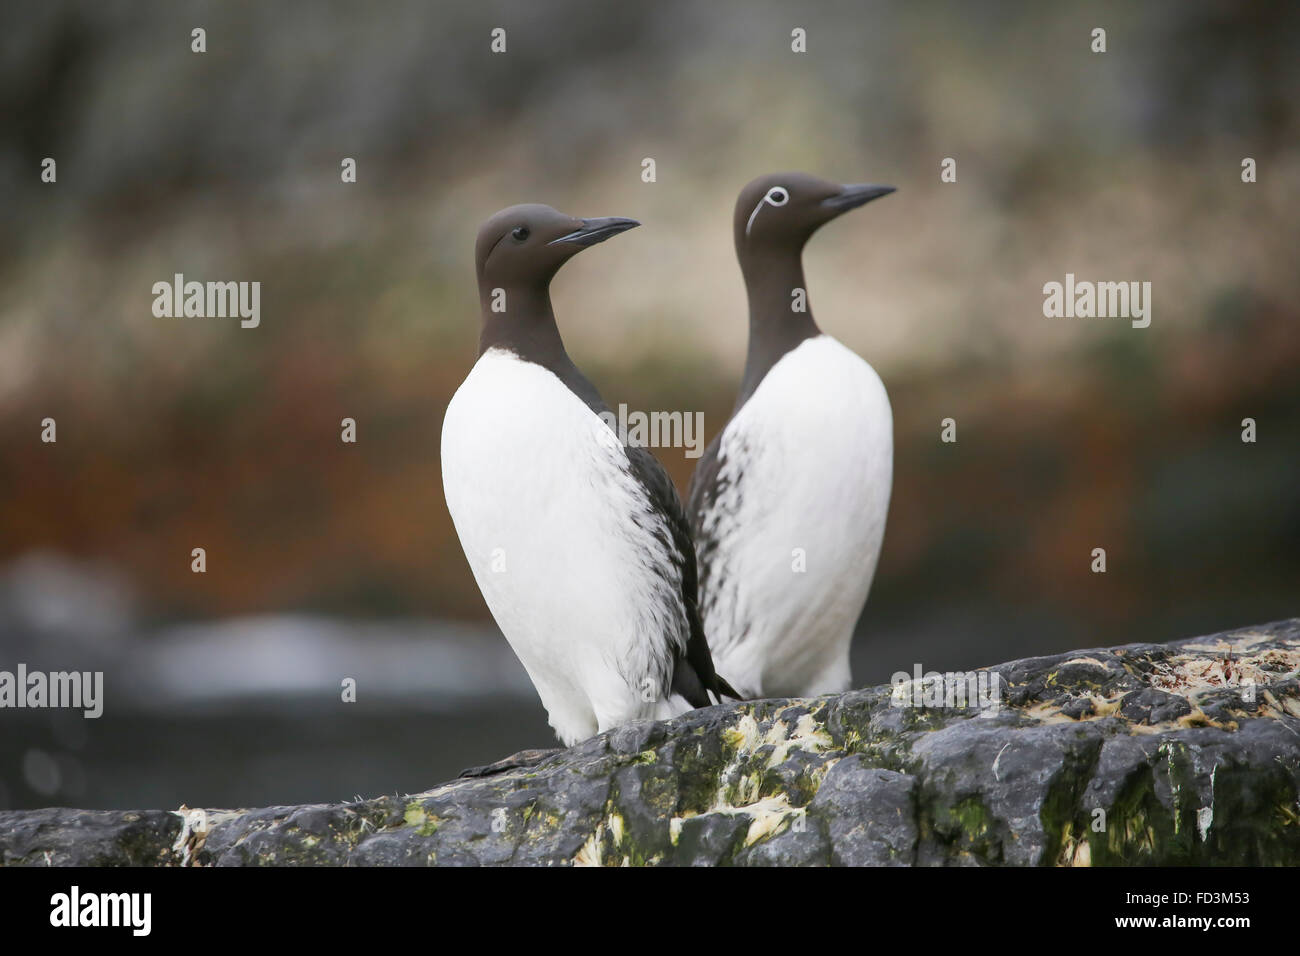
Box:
left=687, top=173, right=896, bottom=699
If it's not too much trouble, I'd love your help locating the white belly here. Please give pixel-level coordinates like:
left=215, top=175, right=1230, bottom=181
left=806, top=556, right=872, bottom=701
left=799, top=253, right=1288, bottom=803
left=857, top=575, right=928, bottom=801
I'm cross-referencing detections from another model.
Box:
left=440, top=349, right=685, bottom=745
left=697, top=335, right=893, bottom=698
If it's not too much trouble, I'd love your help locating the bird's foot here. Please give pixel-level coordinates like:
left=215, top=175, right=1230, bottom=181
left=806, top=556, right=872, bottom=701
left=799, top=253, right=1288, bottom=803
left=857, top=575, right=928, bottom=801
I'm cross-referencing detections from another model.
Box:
left=457, top=747, right=564, bottom=779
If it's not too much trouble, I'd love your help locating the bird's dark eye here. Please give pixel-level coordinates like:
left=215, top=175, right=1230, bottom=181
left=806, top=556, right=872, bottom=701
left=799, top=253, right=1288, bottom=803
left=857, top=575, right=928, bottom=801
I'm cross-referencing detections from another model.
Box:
left=512, top=226, right=530, bottom=241
left=769, top=188, right=788, bottom=204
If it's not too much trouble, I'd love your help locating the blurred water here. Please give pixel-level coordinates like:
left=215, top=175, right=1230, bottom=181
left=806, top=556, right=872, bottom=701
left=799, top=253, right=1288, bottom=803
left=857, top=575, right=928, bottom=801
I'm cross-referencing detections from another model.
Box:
left=0, top=554, right=551, bottom=809
left=0, top=552, right=1292, bottom=810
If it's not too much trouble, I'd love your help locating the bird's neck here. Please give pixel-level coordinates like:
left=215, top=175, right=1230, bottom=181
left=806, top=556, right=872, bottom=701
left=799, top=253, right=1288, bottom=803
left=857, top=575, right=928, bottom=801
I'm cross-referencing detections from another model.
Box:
left=736, top=247, right=820, bottom=409
left=476, top=279, right=609, bottom=415
left=477, top=281, right=568, bottom=366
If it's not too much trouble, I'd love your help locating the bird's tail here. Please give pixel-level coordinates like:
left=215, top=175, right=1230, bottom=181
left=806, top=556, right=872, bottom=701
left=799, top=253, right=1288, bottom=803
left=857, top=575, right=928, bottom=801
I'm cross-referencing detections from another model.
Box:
left=710, top=673, right=747, bottom=703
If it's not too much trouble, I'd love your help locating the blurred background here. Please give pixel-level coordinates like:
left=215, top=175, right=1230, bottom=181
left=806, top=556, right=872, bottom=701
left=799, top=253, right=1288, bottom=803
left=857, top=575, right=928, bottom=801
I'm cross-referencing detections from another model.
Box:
left=1, top=0, right=1297, bottom=811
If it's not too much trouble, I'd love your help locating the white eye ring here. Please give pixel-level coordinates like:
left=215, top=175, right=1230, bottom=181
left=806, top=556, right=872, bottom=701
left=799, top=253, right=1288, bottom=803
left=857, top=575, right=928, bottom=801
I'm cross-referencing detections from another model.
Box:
left=746, top=185, right=790, bottom=236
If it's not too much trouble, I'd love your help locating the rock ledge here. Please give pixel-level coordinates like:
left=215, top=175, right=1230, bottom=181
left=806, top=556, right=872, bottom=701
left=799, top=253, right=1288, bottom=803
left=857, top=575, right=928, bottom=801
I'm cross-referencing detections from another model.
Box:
left=3, top=619, right=1299, bottom=866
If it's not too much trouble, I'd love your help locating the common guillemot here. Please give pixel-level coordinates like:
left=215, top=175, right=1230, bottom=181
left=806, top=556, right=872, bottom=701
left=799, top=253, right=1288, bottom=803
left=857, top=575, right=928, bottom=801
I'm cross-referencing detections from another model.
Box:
left=687, top=173, right=896, bottom=699
left=442, top=203, right=738, bottom=749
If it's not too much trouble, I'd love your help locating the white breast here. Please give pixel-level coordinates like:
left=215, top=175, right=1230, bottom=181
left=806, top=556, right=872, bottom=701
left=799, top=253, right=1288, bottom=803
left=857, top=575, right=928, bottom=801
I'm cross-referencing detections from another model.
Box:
left=697, top=334, right=893, bottom=698
left=440, top=348, right=687, bottom=745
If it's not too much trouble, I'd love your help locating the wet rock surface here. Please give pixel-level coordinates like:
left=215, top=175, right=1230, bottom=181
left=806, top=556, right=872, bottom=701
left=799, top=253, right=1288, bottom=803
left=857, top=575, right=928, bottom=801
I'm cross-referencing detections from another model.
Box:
left=3, top=618, right=1298, bottom=866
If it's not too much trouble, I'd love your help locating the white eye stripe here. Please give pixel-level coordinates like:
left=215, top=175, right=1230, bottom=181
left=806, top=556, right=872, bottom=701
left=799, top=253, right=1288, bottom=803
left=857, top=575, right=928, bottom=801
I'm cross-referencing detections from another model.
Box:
left=745, top=185, right=790, bottom=236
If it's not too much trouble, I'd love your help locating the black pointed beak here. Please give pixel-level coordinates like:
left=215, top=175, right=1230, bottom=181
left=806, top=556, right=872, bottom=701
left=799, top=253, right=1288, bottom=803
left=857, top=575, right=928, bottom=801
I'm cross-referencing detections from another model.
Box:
left=821, top=183, right=896, bottom=213
left=548, top=217, right=641, bottom=246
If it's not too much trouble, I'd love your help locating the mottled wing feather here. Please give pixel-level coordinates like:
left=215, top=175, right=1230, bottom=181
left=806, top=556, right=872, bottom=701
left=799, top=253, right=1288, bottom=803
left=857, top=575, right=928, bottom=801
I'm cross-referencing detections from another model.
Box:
left=626, top=444, right=739, bottom=705
left=685, top=430, right=725, bottom=619
left=686, top=425, right=755, bottom=670
left=547, top=353, right=738, bottom=706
